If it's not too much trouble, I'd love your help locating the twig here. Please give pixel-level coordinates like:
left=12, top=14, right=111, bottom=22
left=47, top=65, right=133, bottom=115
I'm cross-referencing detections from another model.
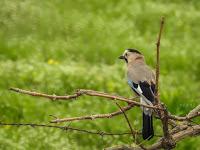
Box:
left=168, top=112, right=200, bottom=121
left=155, top=16, right=165, bottom=103
left=51, top=103, right=135, bottom=123
left=168, top=105, right=200, bottom=124
left=9, top=87, right=80, bottom=100
left=0, top=122, right=133, bottom=136
left=115, top=102, right=136, bottom=142
left=9, top=88, right=163, bottom=110
left=187, top=105, right=200, bottom=118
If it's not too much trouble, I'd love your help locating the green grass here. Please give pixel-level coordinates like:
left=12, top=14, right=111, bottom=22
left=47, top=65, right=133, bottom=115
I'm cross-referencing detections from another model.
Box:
left=0, top=0, right=200, bottom=149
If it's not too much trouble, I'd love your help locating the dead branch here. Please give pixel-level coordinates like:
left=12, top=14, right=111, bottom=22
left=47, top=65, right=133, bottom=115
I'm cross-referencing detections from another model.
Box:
left=155, top=16, right=164, bottom=103
left=105, top=124, right=200, bottom=150
left=153, top=17, right=176, bottom=150
left=9, top=87, right=163, bottom=110
left=51, top=103, right=135, bottom=123
left=0, top=122, right=133, bottom=136
left=147, top=90, right=200, bottom=150
left=9, top=86, right=199, bottom=150
left=160, top=104, right=176, bottom=149
left=115, top=102, right=136, bottom=142
left=166, top=105, right=200, bottom=123
left=148, top=124, right=200, bottom=150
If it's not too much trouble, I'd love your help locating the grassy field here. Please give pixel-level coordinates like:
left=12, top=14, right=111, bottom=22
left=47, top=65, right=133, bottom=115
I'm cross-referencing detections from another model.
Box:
left=0, top=0, right=200, bottom=149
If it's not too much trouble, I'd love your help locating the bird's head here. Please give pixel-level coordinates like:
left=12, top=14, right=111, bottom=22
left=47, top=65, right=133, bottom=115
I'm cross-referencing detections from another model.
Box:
left=119, top=48, right=144, bottom=63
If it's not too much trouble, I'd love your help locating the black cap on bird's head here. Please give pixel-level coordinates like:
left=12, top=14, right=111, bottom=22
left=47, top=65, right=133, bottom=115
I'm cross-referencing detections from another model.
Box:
left=118, top=48, right=142, bottom=62
left=125, top=48, right=141, bottom=54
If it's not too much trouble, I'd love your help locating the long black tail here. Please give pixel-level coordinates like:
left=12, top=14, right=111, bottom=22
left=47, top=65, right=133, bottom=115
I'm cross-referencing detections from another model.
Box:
left=142, top=112, right=154, bottom=140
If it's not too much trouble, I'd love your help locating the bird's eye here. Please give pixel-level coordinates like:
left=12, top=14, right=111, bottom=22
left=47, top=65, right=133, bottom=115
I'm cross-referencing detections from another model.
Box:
left=125, top=53, right=128, bottom=57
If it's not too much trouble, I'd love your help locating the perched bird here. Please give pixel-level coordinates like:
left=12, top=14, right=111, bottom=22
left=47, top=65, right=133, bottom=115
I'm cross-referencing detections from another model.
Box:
left=119, top=48, right=155, bottom=140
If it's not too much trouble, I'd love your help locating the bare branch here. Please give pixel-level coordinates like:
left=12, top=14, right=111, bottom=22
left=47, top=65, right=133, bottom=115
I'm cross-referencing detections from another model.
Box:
left=173, top=125, right=200, bottom=141
left=51, top=103, right=135, bottom=123
left=115, top=102, right=136, bottom=141
left=169, top=112, right=200, bottom=121
left=9, top=86, right=200, bottom=150
left=160, top=104, right=176, bottom=149
left=161, top=105, right=170, bottom=138
left=153, top=17, right=176, bottom=150
left=187, top=105, right=200, bottom=118
left=155, top=16, right=164, bottom=103
left=148, top=125, right=200, bottom=150
left=9, top=87, right=79, bottom=100
left=168, top=105, right=200, bottom=121
left=9, top=87, right=163, bottom=110
left=105, top=124, right=200, bottom=150
left=0, top=122, right=134, bottom=136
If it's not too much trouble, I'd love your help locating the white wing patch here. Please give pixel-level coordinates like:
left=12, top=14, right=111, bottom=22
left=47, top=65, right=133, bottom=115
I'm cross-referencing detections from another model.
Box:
left=128, top=79, right=153, bottom=103
left=137, top=85, right=142, bottom=93
left=128, top=80, right=153, bottom=116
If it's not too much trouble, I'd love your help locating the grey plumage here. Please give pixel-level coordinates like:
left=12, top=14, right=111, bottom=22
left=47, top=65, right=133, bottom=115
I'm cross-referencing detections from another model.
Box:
left=119, top=49, right=155, bottom=140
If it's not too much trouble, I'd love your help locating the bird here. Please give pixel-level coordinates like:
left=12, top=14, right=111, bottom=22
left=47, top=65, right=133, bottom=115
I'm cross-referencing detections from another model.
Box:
left=119, top=48, right=155, bottom=140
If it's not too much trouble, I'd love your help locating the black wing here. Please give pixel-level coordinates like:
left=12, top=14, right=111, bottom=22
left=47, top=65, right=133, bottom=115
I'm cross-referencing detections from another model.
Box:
left=139, top=81, right=155, bottom=103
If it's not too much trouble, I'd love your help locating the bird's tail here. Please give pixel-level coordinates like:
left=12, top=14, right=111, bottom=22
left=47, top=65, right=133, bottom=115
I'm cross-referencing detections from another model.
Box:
left=142, top=112, right=154, bottom=140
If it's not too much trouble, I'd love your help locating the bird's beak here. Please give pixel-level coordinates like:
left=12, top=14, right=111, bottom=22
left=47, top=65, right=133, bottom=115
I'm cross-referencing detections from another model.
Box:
left=118, top=55, right=125, bottom=59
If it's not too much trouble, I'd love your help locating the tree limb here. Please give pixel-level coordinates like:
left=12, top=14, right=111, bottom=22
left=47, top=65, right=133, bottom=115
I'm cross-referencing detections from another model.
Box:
left=51, top=103, right=135, bottom=123
left=115, top=102, right=136, bottom=142
left=155, top=16, right=164, bottom=104
left=0, top=122, right=133, bottom=136
left=148, top=125, right=200, bottom=150
left=9, top=87, right=163, bottom=110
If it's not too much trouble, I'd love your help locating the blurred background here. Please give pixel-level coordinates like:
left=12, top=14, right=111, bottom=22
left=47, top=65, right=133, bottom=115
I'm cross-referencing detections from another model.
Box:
left=0, top=0, right=200, bottom=149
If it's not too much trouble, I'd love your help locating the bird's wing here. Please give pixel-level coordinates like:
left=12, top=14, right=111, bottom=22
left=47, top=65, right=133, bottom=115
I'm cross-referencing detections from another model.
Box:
left=127, top=64, right=155, bottom=105
left=139, top=81, right=155, bottom=103
left=128, top=79, right=155, bottom=105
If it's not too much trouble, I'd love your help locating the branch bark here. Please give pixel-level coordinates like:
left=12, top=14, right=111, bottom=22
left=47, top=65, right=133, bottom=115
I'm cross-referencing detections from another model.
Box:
left=148, top=125, right=200, bottom=150
left=9, top=88, right=163, bottom=110
left=0, top=122, right=133, bottom=136
left=51, top=103, right=135, bottom=123
left=155, top=16, right=164, bottom=103
left=115, top=102, right=136, bottom=142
